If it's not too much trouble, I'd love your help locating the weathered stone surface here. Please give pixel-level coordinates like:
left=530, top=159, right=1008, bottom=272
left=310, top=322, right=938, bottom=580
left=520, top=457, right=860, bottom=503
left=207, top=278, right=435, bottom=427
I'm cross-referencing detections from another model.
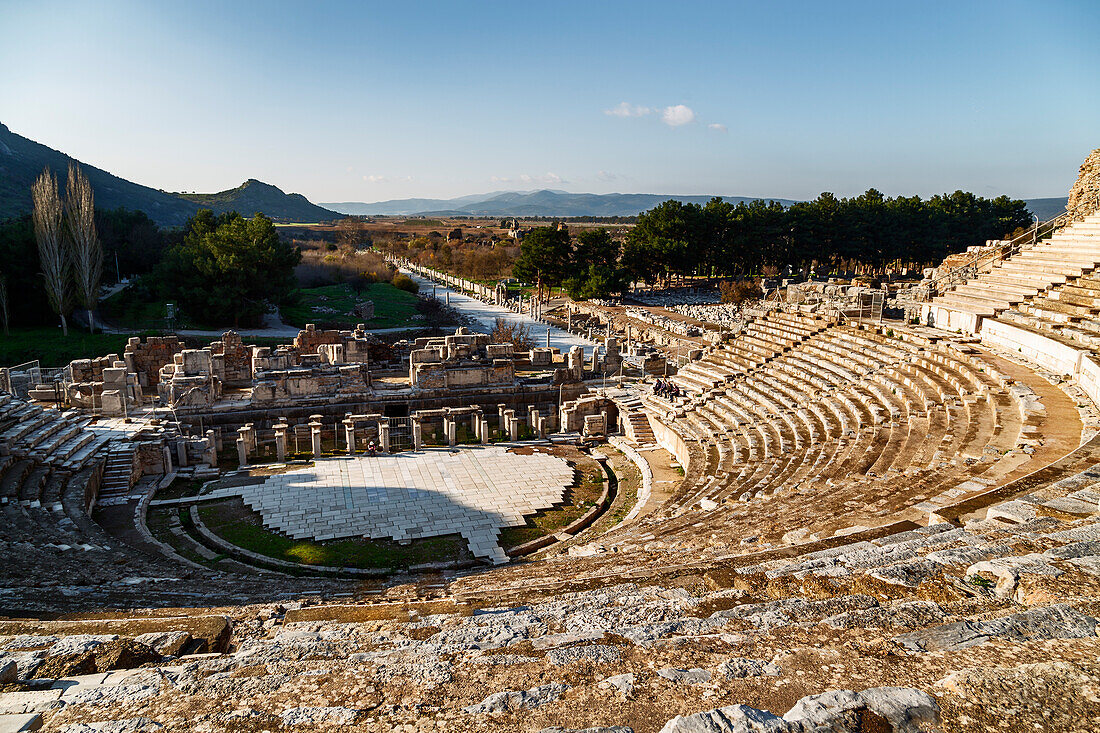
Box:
left=657, top=667, right=711, bottom=685
left=46, top=636, right=118, bottom=658
left=133, top=632, right=191, bottom=657
left=60, top=718, right=163, bottom=733
left=894, top=604, right=1099, bottom=652
left=599, top=673, right=635, bottom=697
left=546, top=644, right=622, bottom=666
left=718, top=658, right=781, bottom=679
left=659, top=687, right=940, bottom=733
left=280, top=706, right=362, bottom=726
left=538, top=728, right=633, bottom=733
left=0, top=660, right=17, bottom=685
left=463, top=683, right=570, bottom=714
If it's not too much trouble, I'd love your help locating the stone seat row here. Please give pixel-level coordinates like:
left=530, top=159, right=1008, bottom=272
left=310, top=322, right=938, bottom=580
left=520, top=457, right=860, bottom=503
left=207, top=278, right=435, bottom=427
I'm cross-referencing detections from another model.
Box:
left=654, top=321, right=1019, bottom=515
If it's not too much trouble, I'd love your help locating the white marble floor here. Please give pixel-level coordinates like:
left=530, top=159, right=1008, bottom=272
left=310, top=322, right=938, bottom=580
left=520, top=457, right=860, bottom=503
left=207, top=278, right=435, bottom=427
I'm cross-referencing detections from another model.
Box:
left=204, top=445, right=575, bottom=563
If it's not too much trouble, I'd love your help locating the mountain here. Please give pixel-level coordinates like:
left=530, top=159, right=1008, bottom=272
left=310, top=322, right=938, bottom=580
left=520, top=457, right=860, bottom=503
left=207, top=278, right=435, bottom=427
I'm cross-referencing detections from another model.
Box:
left=322, top=190, right=800, bottom=218
left=1023, top=197, right=1068, bottom=221
left=0, top=122, right=200, bottom=225
left=176, top=179, right=342, bottom=223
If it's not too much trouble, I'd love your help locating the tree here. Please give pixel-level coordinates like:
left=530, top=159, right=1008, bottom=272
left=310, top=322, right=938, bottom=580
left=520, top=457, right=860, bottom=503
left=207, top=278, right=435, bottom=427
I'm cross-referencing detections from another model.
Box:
left=32, top=168, right=71, bottom=336
left=490, top=318, right=535, bottom=351
left=511, top=226, right=572, bottom=302
left=158, top=210, right=301, bottom=327
left=66, top=163, right=103, bottom=333
left=0, top=271, right=9, bottom=336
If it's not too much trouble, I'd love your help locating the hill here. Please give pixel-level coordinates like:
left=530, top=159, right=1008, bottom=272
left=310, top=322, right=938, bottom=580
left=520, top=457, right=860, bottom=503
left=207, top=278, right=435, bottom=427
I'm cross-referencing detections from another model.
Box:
left=176, top=179, right=342, bottom=223
left=323, top=190, right=799, bottom=218
left=1024, top=196, right=1068, bottom=221
left=0, top=122, right=199, bottom=226
left=328, top=190, right=1071, bottom=221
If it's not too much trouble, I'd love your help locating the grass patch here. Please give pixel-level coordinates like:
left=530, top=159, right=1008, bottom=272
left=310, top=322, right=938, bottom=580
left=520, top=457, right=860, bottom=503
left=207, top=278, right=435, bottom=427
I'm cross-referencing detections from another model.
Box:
left=198, top=499, right=473, bottom=569
left=281, top=282, right=421, bottom=330
left=498, top=463, right=603, bottom=548
left=99, top=290, right=183, bottom=330
left=0, top=328, right=155, bottom=369
left=154, top=478, right=206, bottom=501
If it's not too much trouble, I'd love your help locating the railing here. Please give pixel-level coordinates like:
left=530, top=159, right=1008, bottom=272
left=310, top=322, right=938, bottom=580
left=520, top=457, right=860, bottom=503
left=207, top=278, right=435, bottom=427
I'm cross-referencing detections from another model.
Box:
left=925, top=188, right=1100, bottom=299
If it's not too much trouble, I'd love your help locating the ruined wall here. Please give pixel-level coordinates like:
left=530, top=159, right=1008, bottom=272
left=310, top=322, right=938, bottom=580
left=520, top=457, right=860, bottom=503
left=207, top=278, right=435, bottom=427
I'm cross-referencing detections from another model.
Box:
left=1068, top=148, right=1100, bottom=212
left=123, top=337, right=183, bottom=387
left=211, top=331, right=253, bottom=385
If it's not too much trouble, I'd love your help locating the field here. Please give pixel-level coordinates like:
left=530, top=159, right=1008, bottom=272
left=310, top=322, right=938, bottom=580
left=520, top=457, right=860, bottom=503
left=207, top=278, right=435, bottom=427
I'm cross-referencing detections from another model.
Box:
left=0, top=328, right=147, bottom=368
left=280, top=282, right=421, bottom=329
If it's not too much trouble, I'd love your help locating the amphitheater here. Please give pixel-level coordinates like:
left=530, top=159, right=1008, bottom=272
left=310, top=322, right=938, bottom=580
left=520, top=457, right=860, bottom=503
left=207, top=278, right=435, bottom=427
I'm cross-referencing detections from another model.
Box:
left=1, top=157, right=1099, bottom=733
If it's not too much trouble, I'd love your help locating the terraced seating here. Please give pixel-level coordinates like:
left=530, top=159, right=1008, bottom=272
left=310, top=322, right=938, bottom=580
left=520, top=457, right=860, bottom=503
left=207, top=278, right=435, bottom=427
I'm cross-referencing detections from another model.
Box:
left=926, top=212, right=1100, bottom=325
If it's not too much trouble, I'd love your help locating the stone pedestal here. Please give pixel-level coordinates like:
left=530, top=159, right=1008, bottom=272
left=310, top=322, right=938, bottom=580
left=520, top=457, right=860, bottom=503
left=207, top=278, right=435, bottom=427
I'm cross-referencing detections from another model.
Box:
left=236, top=434, right=249, bottom=468
left=205, top=429, right=218, bottom=468
left=344, top=419, right=357, bottom=455
left=274, top=422, right=288, bottom=462
left=176, top=437, right=188, bottom=468
left=479, top=420, right=490, bottom=444
left=309, top=419, right=323, bottom=458
left=379, top=419, right=391, bottom=453
left=412, top=420, right=423, bottom=451
left=444, top=417, right=456, bottom=446
left=506, top=412, right=520, bottom=441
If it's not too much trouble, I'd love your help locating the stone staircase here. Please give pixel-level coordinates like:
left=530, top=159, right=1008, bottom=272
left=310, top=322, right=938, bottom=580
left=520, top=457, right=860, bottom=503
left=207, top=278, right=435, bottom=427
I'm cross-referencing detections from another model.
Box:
left=97, top=442, right=136, bottom=502
left=926, top=213, right=1100, bottom=328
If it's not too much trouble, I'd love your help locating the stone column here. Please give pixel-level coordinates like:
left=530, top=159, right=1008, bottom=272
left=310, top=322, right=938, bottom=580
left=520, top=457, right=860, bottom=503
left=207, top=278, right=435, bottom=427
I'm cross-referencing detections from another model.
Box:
left=412, top=419, right=423, bottom=451
left=205, top=429, right=218, bottom=467
left=507, top=412, right=520, bottom=441
left=445, top=417, right=456, bottom=446
left=273, top=422, right=288, bottom=463
left=244, top=423, right=257, bottom=454
left=236, top=427, right=250, bottom=468
left=309, top=418, right=323, bottom=458
left=379, top=418, right=391, bottom=453
left=479, top=419, right=490, bottom=444
left=343, top=418, right=357, bottom=455
left=176, top=438, right=188, bottom=468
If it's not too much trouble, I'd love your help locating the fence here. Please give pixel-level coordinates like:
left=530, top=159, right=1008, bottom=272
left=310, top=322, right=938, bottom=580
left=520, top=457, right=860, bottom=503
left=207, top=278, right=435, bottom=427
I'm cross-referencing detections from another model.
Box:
left=0, top=360, right=69, bottom=400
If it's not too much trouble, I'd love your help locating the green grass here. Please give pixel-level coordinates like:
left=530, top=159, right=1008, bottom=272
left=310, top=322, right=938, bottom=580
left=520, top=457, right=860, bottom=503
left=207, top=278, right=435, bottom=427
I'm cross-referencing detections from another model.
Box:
left=497, top=465, right=604, bottom=548
left=198, top=499, right=473, bottom=569
left=281, top=282, right=421, bottom=329
left=99, top=290, right=181, bottom=330
left=0, top=328, right=154, bottom=368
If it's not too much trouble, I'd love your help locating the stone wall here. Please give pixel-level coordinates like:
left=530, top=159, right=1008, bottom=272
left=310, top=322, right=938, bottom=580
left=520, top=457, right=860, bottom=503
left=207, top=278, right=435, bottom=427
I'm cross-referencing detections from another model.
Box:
left=1067, top=147, right=1100, bottom=212
left=123, top=336, right=184, bottom=387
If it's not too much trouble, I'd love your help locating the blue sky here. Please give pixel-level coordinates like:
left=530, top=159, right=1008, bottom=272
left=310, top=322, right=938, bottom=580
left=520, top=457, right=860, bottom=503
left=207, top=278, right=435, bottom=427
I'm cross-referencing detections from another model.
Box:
left=1, top=0, right=1097, bottom=202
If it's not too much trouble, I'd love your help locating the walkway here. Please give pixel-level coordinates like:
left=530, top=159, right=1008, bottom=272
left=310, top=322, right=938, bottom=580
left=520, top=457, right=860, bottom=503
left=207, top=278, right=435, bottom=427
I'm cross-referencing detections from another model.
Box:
left=402, top=270, right=599, bottom=357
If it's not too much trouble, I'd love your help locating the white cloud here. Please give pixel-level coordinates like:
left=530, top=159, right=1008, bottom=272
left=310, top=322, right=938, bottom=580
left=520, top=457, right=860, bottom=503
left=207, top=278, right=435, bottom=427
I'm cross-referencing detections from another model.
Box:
left=362, top=174, right=412, bottom=183
left=661, top=104, right=696, bottom=127
left=604, top=101, right=651, bottom=118
left=491, top=172, right=565, bottom=185
left=708, top=123, right=728, bottom=133
left=596, top=170, right=618, bottom=182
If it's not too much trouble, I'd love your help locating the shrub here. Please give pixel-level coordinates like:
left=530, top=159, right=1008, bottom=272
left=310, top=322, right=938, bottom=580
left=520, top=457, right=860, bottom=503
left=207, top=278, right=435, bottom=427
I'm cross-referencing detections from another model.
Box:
left=393, top=274, right=419, bottom=293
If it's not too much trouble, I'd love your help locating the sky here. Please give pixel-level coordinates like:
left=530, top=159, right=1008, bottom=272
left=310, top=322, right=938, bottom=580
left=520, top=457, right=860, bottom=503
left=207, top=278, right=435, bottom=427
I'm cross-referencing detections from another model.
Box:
left=1, top=0, right=1098, bottom=203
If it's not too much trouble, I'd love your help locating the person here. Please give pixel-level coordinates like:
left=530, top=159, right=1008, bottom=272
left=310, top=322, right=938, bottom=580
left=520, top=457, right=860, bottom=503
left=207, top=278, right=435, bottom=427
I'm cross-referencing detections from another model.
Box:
left=368, top=440, right=377, bottom=457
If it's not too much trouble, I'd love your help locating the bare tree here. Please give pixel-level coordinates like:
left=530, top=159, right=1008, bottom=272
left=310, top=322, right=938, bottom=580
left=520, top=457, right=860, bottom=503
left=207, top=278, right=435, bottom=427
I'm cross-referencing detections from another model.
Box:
left=66, top=163, right=103, bottom=332
left=32, top=168, right=71, bottom=336
left=0, top=271, right=9, bottom=336
left=490, top=317, right=535, bottom=351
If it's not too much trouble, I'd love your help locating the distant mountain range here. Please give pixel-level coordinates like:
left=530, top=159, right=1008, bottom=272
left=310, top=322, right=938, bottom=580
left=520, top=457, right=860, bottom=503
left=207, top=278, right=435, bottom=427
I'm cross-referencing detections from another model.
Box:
left=0, top=123, right=1069, bottom=226
left=324, top=190, right=1069, bottom=220
left=0, top=123, right=341, bottom=226
left=322, top=190, right=801, bottom=218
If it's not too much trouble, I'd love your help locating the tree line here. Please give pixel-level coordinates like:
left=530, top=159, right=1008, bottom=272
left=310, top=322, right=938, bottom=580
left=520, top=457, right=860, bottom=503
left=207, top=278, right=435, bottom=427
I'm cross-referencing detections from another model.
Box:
left=508, top=189, right=1033, bottom=300
left=621, top=190, right=1033, bottom=285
